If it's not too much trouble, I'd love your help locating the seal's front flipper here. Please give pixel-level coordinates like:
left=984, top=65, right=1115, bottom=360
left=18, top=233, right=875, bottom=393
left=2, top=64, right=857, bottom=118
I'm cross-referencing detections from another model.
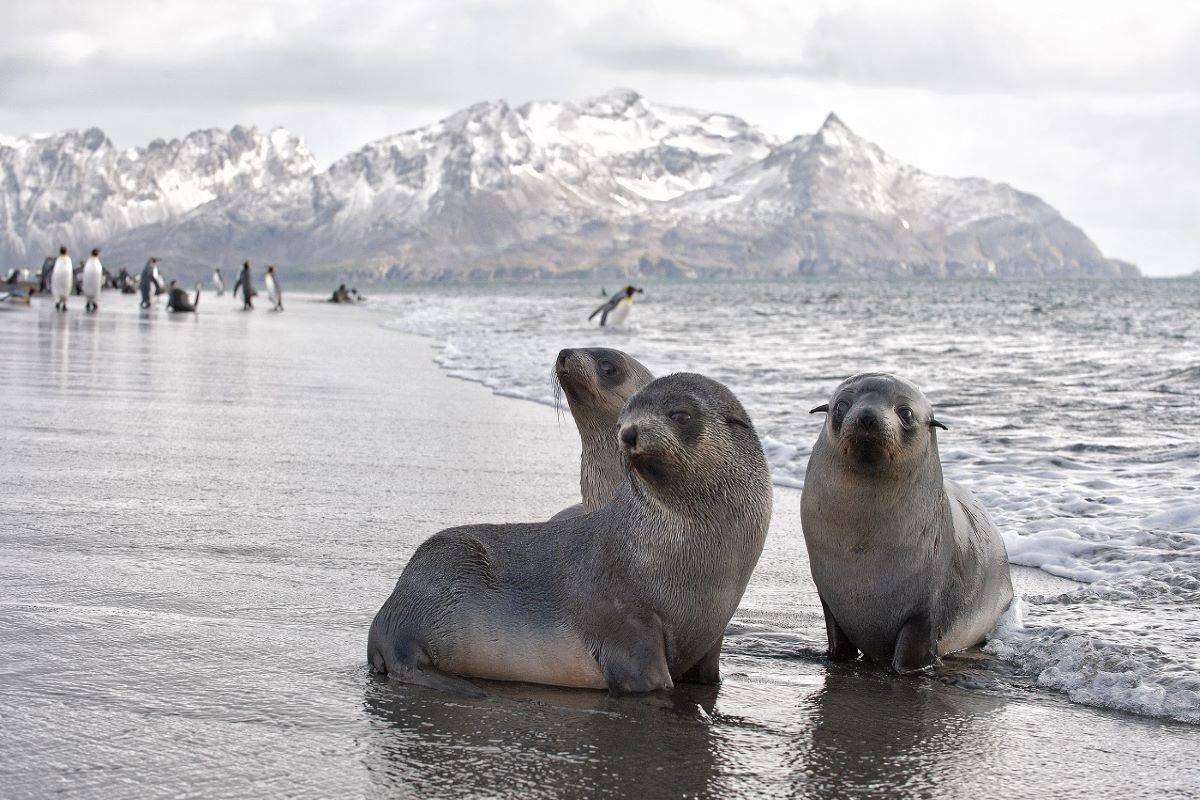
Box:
left=822, top=600, right=859, bottom=661
left=890, top=613, right=938, bottom=674
left=678, top=638, right=721, bottom=685
left=599, top=613, right=673, bottom=695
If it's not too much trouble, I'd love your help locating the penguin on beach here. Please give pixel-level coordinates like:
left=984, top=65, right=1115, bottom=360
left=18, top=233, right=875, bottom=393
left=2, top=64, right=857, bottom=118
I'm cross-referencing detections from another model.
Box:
left=82, top=249, right=103, bottom=312
left=588, top=285, right=642, bottom=327
left=264, top=265, right=283, bottom=311
left=39, top=256, right=55, bottom=293
left=213, top=268, right=225, bottom=296
left=51, top=246, right=73, bottom=312
left=139, top=258, right=162, bottom=308
left=232, top=261, right=254, bottom=310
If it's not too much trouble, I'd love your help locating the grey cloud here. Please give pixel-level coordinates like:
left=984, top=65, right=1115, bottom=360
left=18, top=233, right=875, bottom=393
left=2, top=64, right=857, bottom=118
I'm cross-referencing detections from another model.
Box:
left=579, top=6, right=1200, bottom=96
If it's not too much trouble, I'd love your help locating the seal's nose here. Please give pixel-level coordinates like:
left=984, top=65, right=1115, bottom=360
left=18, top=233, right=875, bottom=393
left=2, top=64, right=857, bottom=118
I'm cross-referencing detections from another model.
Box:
left=620, top=424, right=638, bottom=449
left=856, top=409, right=879, bottom=431
left=556, top=349, right=572, bottom=369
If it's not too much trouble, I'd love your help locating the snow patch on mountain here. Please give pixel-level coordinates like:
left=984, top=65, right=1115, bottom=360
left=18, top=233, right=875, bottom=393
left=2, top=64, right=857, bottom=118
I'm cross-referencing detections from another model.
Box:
left=0, top=89, right=1134, bottom=280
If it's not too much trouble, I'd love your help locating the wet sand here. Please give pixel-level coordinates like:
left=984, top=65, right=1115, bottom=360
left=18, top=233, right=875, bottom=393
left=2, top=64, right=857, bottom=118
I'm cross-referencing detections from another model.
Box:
left=0, top=292, right=1195, bottom=799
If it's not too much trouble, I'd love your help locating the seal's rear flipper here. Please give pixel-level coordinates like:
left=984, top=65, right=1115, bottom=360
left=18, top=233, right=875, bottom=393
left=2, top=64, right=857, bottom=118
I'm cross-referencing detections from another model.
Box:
left=391, top=663, right=490, bottom=699
left=380, top=640, right=489, bottom=699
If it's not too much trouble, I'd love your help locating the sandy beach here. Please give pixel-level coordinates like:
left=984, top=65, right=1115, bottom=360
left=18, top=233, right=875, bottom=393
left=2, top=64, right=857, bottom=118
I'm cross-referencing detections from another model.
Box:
left=1, top=291, right=1197, bottom=799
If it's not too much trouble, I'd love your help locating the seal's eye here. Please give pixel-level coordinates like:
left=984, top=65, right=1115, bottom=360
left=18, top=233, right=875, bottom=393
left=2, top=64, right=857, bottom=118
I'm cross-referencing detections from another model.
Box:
left=897, top=406, right=915, bottom=426
left=669, top=411, right=692, bottom=425
left=597, top=360, right=617, bottom=378
left=832, top=400, right=849, bottom=421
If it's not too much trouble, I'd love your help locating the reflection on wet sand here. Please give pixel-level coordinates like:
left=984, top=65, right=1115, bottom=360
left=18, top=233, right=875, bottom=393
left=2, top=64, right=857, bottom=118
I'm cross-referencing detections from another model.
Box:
left=795, top=667, right=1007, bottom=798
left=362, top=677, right=721, bottom=798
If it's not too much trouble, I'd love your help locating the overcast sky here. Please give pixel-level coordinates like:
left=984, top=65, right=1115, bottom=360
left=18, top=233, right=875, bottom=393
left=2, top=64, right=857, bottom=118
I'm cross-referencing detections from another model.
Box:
left=2, top=0, right=1196, bottom=274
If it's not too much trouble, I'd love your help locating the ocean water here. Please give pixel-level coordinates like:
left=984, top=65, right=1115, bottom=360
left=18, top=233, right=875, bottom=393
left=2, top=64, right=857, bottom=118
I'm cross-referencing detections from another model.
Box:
left=5, top=290, right=1199, bottom=799
left=374, top=278, right=1200, bottom=725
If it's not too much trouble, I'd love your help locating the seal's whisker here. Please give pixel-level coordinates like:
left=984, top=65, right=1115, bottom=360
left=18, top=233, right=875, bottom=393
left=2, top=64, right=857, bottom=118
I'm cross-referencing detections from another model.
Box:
left=551, top=366, right=565, bottom=425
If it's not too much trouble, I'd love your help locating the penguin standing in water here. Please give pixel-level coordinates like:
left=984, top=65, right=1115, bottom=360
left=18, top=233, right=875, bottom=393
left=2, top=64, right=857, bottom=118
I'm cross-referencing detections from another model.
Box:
left=51, top=246, right=73, bottom=312
left=232, top=261, right=254, bottom=310
left=139, top=258, right=162, bottom=308
left=264, top=265, right=283, bottom=311
left=212, top=268, right=225, bottom=296
left=165, top=280, right=201, bottom=313
left=588, top=285, right=643, bottom=327
left=81, top=249, right=103, bottom=312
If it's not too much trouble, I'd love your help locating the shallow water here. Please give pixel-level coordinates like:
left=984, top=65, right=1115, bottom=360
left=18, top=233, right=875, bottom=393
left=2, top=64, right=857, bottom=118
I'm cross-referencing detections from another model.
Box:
left=374, top=278, right=1200, bottom=724
left=2, top=290, right=1198, bottom=799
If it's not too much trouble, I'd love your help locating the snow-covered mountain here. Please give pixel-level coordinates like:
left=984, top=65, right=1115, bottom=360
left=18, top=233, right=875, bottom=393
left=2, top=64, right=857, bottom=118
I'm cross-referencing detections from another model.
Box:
left=0, top=125, right=315, bottom=269
left=0, top=90, right=1136, bottom=279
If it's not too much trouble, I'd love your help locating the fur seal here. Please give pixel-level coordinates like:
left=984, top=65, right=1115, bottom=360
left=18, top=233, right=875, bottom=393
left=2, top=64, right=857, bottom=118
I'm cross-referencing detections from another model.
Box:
left=551, top=347, right=654, bottom=520
left=368, top=373, right=772, bottom=695
left=801, top=373, right=1013, bottom=673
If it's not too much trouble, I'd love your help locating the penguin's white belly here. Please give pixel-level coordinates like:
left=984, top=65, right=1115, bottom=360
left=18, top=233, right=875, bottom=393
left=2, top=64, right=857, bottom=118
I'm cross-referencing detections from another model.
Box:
left=52, top=269, right=71, bottom=298
left=83, top=266, right=102, bottom=297
left=609, top=299, right=632, bottom=326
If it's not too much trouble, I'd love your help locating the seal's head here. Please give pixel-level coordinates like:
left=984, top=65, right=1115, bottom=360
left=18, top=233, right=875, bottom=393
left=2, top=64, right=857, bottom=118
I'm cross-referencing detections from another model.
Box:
left=618, top=373, right=769, bottom=509
left=555, top=348, right=653, bottom=431
left=811, top=373, right=946, bottom=477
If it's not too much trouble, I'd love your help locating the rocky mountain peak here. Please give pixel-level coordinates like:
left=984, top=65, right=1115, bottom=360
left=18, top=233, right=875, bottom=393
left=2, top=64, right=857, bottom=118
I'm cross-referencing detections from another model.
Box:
left=0, top=92, right=1134, bottom=280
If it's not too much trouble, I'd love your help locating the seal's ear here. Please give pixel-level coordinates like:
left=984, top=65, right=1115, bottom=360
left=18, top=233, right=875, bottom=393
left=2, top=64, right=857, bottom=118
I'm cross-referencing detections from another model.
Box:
left=810, top=404, right=829, bottom=414
left=930, top=419, right=948, bottom=431
left=725, top=415, right=752, bottom=430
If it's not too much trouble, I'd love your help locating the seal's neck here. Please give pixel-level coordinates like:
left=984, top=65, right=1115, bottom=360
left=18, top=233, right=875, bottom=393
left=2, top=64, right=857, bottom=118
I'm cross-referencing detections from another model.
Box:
left=577, top=417, right=624, bottom=511
left=811, top=434, right=947, bottom=546
left=601, top=470, right=772, bottom=632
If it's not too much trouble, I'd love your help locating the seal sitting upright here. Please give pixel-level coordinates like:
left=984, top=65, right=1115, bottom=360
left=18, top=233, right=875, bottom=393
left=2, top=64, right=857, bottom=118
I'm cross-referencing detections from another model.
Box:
left=801, top=373, right=1013, bottom=674
left=368, top=373, right=772, bottom=695
left=551, top=347, right=654, bottom=520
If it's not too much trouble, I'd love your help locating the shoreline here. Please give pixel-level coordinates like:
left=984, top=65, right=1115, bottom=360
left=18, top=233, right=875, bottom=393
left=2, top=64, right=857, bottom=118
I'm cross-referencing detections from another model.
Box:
left=366, top=298, right=1081, bottom=597
left=2, top=290, right=1195, bottom=798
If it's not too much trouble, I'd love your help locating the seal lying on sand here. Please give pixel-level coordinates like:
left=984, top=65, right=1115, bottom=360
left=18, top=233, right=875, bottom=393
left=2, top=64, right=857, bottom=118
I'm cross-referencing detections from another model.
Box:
left=801, top=373, right=1013, bottom=674
left=368, top=373, right=772, bottom=695
left=551, top=348, right=654, bottom=520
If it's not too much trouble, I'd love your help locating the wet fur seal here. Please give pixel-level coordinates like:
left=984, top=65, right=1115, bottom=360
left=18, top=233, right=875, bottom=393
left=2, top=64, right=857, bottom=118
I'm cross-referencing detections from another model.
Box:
left=801, top=373, right=1013, bottom=673
left=368, top=373, right=773, bottom=695
left=551, top=347, right=654, bottom=520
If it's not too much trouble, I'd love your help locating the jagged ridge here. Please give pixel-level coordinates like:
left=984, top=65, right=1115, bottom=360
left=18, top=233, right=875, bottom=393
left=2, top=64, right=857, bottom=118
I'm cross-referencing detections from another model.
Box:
left=0, top=90, right=1136, bottom=280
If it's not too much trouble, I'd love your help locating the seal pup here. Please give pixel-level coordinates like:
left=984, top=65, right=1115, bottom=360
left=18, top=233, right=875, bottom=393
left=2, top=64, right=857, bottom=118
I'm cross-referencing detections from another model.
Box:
left=801, top=373, right=1013, bottom=674
left=50, top=246, right=73, bottom=311
left=551, top=347, right=654, bottom=520
left=368, top=373, right=772, bottom=695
